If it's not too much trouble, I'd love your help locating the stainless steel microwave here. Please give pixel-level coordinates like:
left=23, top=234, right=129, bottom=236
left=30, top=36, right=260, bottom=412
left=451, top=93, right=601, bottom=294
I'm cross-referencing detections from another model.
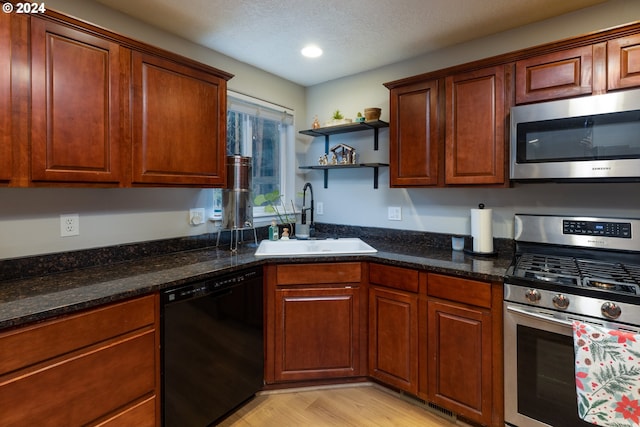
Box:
left=510, top=89, right=640, bottom=182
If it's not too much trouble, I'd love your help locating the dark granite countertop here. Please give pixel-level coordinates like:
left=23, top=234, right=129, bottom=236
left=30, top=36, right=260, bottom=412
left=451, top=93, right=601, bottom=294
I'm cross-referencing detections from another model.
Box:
left=0, top=227, right=513, bottom=331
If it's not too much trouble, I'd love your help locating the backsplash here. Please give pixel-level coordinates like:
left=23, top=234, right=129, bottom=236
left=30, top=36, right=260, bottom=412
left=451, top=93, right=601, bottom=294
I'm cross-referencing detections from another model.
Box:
left=0, top=223, right=513, bottom=282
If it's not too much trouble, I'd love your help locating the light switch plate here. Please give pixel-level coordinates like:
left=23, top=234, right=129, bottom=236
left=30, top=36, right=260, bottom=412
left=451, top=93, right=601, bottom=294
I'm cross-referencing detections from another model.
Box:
left=388, top=206, right=402, bottom=221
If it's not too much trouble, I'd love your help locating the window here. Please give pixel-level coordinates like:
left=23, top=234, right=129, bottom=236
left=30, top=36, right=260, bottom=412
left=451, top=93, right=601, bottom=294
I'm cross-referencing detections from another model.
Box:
left=213, top=92, right=295, bottom=225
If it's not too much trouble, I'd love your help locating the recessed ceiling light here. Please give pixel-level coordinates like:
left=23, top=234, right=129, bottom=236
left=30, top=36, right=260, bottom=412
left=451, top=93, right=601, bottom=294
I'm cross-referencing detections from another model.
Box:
left=301, top=45, right=323, bottom=58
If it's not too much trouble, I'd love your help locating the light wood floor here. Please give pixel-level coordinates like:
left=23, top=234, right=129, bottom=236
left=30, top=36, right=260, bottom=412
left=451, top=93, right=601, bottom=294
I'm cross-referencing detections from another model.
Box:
left=218, top=383, right=468, bottom=427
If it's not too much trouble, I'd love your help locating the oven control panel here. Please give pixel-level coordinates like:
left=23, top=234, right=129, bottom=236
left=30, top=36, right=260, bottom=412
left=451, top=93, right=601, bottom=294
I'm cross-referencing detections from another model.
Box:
left=563, top=220, right=631, bottom=238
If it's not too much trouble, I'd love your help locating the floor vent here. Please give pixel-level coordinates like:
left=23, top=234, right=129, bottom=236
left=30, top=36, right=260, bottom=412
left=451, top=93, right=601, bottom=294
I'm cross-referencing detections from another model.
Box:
left=425, top=401, right=457, bottom=422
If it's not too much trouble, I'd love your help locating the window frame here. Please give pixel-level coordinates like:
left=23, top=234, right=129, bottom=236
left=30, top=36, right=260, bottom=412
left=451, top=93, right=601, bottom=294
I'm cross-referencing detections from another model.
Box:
left=225, top=91, right=297, bottom=226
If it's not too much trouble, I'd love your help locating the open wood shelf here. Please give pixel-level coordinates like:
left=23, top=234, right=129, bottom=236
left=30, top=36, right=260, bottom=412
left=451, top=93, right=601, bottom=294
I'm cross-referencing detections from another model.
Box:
left=299, top=163, right=389, bottom=189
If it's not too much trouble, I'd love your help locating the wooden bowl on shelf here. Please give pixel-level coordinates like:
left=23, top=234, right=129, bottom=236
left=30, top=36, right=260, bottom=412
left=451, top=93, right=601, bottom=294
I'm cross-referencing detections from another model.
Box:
left=364, top=108, right=381, bottom=121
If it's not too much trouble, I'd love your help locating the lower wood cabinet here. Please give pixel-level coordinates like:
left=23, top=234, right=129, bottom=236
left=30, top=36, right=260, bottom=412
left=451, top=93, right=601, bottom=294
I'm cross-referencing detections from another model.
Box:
left=368, top=263, right=421, bottom=394
left=265, top=262, right=503, bottom=425
left=265, top=262, right=367, bottom=384
left=426, top=273, right=503, bottom=427
left=427, top=299, right=492, bottom=424
left=0, top=294, right=160, bottom=426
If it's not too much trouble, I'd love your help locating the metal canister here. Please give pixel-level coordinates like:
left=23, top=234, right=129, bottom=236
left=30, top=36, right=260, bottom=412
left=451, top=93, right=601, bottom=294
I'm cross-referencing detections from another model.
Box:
left=222, top=156, right=253, bottom=230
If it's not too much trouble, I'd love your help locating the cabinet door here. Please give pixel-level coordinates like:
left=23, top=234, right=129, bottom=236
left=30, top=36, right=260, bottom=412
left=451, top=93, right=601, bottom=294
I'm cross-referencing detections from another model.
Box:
left=131, top=51, right=226, bottom=186
left=445, top=65, right=507, bottom=185
left=389, top=79, right=441, bottom=186
left=0, top=294, right=159, bottom=426
left=427, top=299, right=492, bottom=426
left=274, top=286, right=361, bottom=382
left=608, top=34, right=640, bottom=90
left=369, top=286, right=418, bottom=394
left=0, top=11, right=11, bottom=183
left=515, top=45, right=593, bottom=104
left=30, top=18, right=122, bottom=184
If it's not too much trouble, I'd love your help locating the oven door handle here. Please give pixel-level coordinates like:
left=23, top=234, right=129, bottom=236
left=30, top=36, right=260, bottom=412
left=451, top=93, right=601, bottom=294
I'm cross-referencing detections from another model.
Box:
left=506, top=305, right=574, bottom=327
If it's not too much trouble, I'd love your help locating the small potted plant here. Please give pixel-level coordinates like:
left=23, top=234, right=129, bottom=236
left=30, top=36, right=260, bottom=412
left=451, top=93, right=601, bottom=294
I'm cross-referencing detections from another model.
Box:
left=326, top=109, right=352, bottom=126
left=253, top=189, right=297, bottom=236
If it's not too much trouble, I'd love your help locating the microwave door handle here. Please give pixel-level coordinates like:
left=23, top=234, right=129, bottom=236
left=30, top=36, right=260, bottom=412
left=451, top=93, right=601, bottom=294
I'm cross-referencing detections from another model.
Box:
left=506, top=305, right=574, bottom=327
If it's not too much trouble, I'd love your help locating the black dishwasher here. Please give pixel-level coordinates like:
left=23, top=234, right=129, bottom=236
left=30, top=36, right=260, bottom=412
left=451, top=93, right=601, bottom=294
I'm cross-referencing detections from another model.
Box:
left=161, top=266, right=264, bottom=426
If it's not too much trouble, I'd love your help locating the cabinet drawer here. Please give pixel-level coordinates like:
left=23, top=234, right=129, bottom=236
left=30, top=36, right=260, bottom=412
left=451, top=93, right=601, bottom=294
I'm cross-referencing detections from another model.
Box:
left=369, top=263, right=419, bottom=292
left=95, top=396, right=156, bottom=427
left=0, top=330, right=156, bottom=427
left=0, top=294, right=156, bottom=375
left=276, top=262, right=361, bottom=285
left=427, top=273, right=491, bottom=309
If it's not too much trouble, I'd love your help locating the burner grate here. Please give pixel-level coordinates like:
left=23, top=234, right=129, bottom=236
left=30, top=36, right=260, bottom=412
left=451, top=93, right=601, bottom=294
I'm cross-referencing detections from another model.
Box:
left=516, top=254, right=579, bottom=275
left=514, top=253, right=640, bottom=296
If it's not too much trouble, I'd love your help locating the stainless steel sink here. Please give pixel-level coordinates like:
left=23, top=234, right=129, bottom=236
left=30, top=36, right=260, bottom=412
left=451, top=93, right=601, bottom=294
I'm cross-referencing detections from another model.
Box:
left=254, top=238, right=377, bottom=256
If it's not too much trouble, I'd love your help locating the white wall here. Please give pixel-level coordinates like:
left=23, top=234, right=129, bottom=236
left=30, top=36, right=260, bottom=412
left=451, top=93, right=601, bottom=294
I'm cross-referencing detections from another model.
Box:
left=0, top=0, right=306, bottom=259
left=3, top=0, right=640, bottom=259
left=301, top=0, right=640, bottom=240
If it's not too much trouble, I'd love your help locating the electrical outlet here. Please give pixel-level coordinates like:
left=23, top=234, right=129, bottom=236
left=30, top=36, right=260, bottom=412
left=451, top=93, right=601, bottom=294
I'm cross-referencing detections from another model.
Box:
left=189, top=208, right=205, bottom=225
left=60, top=214, right=79, bottom=237
left=388, top=206, right=402, bottom=221
left=316, top=202, right=324, bottom=215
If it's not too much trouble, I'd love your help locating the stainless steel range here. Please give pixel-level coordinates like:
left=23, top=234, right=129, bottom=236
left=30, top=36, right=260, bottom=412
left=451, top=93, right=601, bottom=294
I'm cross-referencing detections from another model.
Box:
left=503, top=214, right=640, bottom=427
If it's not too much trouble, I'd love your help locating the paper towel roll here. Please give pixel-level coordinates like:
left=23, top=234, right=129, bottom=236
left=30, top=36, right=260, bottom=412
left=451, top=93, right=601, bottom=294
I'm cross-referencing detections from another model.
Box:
left=471, top=207, right=493, bottom=253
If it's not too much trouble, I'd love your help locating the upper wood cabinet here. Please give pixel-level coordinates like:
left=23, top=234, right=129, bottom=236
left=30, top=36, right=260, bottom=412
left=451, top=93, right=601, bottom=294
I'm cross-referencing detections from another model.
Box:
left=515, top=45, right=594, bottom=104
left=4, top=10, right=232, bottom=187
left=386, top=22, right=640, bottom=188
left=30, top=18, right=123, bottom=185
left=388, top=79, right=441, bottom=187
left=0, top=12, right=12, bottom=184
left=445, top=65, right=508, bottom=185
left=385, top=64, right=509, bottom=187
left=131, top=52, right=227, bottom=187
left=608, top=34, right=640, bottom=90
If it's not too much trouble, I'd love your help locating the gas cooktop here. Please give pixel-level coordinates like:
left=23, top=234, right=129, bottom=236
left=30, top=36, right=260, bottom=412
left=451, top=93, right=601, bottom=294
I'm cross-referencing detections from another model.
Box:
left=511, top=252, right=640, bottom=296
left=505, top=214, right=640, bottom=304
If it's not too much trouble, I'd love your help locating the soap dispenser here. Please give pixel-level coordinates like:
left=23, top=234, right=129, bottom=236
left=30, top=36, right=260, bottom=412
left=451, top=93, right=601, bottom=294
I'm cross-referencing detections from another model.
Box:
left=269, top=220, right=279, bottom=241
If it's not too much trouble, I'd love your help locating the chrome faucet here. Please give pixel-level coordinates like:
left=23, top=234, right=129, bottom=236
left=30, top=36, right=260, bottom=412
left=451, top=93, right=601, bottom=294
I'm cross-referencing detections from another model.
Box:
left=301, top=182, right=314, bottom=234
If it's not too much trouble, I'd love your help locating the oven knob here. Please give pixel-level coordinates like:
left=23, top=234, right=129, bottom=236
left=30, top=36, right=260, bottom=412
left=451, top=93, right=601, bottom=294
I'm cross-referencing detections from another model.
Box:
left=601, top=302, right=622, bottom=320
left=525, top=289, right=541, bottom=303
left=552, top=294, right=570, bottom=310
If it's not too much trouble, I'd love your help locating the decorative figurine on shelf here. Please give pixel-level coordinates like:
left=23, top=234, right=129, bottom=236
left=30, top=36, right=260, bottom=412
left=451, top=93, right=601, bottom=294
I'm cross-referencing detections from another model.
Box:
left=330, top=153, right=338, bottom=165
left=312, top=115, right=320, bottom=129
left=355, top=112, right=365, bottom=123
left=351, top=149, right=357, bottom=164
left=281, top=227, right=290, bottom=240
left=318, top=153, right=328, bottom=165
left=330, top=143, right=356, bottom=165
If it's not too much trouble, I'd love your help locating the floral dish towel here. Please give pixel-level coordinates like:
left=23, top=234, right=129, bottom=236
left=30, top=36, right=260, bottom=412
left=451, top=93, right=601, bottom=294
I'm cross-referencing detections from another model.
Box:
left=573, top=321, right=640, bottom=426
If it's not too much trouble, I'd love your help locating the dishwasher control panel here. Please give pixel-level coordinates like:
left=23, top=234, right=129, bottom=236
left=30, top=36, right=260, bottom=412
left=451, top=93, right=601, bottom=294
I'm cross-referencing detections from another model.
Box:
left=162, top=266, right=263, bottom=304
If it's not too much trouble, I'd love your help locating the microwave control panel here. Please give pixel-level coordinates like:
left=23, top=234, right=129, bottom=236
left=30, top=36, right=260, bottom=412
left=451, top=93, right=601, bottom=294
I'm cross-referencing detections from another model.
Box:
left=563, top=220, right=631, bottom=239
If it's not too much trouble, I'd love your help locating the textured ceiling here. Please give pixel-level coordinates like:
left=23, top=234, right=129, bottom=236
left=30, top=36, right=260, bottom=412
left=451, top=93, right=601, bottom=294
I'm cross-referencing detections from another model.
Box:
left=95, top=0, right=606, bottom=86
